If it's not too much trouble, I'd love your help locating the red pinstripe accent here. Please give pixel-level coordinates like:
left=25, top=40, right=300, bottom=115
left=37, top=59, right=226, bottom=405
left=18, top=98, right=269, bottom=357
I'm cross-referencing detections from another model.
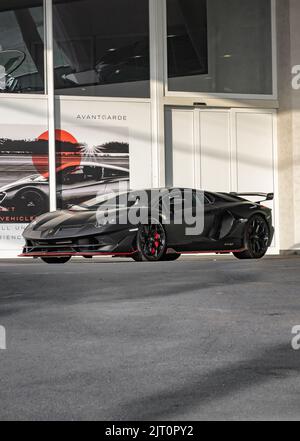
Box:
left=19, top=249, right=246, bottom=258
left=179, top=249, right=246, bottom=255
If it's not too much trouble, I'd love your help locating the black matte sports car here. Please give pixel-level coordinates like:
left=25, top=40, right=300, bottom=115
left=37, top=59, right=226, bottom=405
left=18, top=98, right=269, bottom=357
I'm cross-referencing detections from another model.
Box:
left=21, top=188, right=274, bottom=264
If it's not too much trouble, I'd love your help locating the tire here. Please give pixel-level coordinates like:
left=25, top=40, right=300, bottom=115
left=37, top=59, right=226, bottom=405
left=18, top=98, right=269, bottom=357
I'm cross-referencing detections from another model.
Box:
left=41, top=257, right=71, bottom=264
left=16, top=189, right=47, bottom=216
left=131, top=253, right=143, bottom=262
left=233, top=214, right=270, bottom=260
left=135, top=221, right=167, bottom=262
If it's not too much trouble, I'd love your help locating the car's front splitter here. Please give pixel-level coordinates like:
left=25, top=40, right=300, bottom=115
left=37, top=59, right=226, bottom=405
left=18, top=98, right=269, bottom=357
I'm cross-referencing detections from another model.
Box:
left=19, top=250, right=138, bottom=258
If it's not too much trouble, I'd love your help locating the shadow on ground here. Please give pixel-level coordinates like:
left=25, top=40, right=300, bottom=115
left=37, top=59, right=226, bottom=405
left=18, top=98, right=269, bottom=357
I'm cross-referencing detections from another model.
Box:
left=111, top=343, right=300, bottom=420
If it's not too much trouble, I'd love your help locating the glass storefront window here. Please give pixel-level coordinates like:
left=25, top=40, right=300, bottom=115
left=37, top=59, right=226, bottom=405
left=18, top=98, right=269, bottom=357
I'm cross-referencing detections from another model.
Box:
left=167, top=0, right=273, bottom=96
left=0, top=0, right=44, bottom=94
left=53, top=0, right=150, bottom=98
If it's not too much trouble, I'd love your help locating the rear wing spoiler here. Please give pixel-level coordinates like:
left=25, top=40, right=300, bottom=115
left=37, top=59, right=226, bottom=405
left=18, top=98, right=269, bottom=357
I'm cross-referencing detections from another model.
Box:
left=230, top=192, right=274, bottom=203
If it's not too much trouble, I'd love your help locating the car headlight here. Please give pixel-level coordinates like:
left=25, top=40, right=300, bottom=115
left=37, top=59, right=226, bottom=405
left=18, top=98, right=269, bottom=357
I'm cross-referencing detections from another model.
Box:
left=0, top=191, right=7, bottom=204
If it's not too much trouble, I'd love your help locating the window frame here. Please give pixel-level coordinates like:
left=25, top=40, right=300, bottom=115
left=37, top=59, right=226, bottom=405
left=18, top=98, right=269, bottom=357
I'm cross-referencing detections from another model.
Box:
left=163, top=0, right=278, bottom=101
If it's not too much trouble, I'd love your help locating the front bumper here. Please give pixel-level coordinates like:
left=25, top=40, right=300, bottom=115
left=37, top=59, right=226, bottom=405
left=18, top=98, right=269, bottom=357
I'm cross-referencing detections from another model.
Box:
left=21, top=229, right=137, bottom=258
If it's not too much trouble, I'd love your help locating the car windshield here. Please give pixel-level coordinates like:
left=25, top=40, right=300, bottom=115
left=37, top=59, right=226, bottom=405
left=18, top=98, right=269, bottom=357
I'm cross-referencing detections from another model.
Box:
left=79, top=191, right=140, bottom=211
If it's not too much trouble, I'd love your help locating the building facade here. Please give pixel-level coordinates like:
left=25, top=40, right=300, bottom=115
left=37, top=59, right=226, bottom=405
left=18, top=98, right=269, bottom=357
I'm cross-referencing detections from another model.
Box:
left=0, top=0, right=298, bottom=257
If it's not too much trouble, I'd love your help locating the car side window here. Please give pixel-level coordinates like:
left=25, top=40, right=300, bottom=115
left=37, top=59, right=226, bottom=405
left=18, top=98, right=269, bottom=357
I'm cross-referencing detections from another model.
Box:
left=166, top=190, right=198, bottom=211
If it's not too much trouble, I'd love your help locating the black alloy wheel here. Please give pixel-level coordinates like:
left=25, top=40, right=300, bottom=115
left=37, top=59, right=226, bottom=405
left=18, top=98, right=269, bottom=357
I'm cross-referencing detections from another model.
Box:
left=134, top=222, right=167, bottom=262
left=234, top=214, right=270, bottom=260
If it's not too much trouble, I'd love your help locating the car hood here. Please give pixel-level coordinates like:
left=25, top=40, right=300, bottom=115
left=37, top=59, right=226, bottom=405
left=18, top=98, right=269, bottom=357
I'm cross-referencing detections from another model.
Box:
left=24, top=205, right=138, bottom=240
left=0, top=174, right=47, bottom=192
left=31, top=210, right=97, bottom=231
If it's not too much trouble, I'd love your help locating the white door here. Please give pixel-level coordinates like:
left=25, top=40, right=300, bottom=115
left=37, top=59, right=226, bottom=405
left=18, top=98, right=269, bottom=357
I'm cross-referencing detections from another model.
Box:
left=197, top=109, right=231, bottom=192
left=165, top=107, right=279, bottom=252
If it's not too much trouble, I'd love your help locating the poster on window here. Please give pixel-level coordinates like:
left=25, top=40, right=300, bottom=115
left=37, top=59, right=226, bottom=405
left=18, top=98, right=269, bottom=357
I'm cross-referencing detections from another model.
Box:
left=54, top=119, right=130, bottom=211
left=0, top=98, right=47, bottom=256
left=0, top=124, right=49, bottom=222
left=0, top=98, right=152, bottom=256
left=56, top=98, right=153, bottom=205
left=0, top=117, right=130, bottom=221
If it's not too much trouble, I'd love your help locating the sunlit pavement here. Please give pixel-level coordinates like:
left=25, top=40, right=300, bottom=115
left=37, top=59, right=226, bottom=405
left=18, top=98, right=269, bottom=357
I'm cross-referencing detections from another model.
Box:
left=0, top=255, right=300, bottom=421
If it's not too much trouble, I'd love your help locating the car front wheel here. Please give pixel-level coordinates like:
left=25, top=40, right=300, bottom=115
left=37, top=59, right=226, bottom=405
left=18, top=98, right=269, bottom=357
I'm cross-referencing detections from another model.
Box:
left=134, top=222, right=167, bottom=262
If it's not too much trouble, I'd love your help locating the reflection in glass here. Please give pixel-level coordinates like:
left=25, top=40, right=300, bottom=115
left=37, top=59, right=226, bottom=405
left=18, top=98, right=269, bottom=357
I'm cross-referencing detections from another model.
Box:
left=53, top=0, right=150, bottom=98
left=168, top=0, right=208, bottom=82
left=167, top=0, right=273, bottom=95
left=0, top=1, right=44, bottom=94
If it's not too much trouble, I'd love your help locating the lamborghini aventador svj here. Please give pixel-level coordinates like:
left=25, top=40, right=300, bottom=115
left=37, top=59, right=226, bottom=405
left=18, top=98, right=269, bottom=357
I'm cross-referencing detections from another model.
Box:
left=20, top=188, right=274, bottom=264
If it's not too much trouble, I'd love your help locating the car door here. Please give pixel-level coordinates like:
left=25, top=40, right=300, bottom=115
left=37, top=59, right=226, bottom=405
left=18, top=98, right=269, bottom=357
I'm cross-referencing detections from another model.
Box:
left=164, top=190, right=226, bottom=252
left=162, top=189, right=201, bottom=249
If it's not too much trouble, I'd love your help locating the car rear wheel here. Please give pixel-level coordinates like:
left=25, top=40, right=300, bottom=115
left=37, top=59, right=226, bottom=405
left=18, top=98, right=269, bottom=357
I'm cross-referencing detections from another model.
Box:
left=134, top=221, right=167, bottom=262
left=41, top=257, right=71, bottom=264
left=234, top=214, right=270, bottom=260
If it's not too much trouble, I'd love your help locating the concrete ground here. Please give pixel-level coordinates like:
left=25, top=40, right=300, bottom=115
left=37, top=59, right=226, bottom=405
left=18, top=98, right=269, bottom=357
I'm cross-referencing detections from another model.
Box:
left=0, top=255, right=300, bottom=421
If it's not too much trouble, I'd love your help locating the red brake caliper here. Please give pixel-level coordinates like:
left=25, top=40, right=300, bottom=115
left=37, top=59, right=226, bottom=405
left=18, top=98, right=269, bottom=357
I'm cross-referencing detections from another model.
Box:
left=154, top=232, right=160, bottom=250
left=150, top=231, right=160, bottom=255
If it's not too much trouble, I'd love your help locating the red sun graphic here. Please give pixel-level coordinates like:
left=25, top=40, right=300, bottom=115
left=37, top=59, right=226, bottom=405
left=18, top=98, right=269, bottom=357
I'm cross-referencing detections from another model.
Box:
left=33, top=129, right=81, bottom=177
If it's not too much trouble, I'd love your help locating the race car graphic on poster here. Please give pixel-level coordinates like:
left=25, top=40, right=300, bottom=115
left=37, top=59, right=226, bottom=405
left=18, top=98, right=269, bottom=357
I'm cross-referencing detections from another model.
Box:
left=0, top=125, right=130, bottom=223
